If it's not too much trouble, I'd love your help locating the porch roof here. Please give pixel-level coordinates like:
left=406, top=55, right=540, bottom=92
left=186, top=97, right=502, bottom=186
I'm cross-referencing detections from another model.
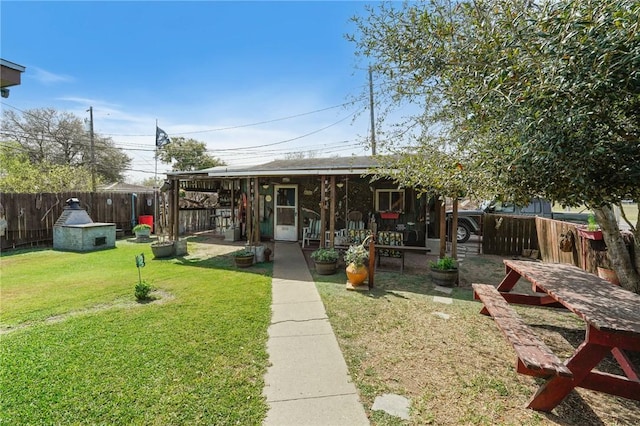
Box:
left=168, top=156, right=388, bottom=179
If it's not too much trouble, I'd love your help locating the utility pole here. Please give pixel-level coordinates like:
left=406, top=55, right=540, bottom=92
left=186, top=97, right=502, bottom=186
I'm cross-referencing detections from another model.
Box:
left=369, top=66, right=376, bottom=155
left=87, top=106, right=96, bottom=192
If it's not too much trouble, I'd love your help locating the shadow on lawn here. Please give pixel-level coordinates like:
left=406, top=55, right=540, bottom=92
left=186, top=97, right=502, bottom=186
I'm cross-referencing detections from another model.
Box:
left=533, top=323, right=640, bottom=379
left=172, top=252, right=273, bottom=277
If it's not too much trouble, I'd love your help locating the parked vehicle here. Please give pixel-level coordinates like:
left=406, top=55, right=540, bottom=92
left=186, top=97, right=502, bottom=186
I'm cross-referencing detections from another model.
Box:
left=448, top=198, right=591, bottom=243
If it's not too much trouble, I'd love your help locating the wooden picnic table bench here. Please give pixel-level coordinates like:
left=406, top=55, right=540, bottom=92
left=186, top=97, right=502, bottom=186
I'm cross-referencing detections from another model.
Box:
left=474, top=260, right=640, bottom=412
left=473, top=284, right=573, bottom=378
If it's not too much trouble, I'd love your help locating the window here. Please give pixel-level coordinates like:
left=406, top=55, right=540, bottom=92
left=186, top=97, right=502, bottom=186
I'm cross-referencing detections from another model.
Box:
left=493, top=201, right=515, bottom=213
left=376, top=189, right=405, bottom=212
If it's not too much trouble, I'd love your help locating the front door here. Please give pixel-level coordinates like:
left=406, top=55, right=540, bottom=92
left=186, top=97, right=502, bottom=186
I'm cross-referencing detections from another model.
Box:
left=274, top=185, right=298, bottom=241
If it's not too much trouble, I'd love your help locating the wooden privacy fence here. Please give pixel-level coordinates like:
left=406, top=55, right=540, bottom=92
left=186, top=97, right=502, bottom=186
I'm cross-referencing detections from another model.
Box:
left=482, top=214, right=538, bottom=256
left=0, top=192, right=155, bottom=250
left=535, top=217, right=584, bottom=269
left=534, top=216, right=635, bottom=275
left=484, top=215, right=633, bottom=275
left=179, top=209, right=212, bottom=234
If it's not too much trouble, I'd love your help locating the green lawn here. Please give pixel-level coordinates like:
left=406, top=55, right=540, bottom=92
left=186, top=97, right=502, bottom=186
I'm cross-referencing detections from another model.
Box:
left=0, top=240, right=272, bottom=425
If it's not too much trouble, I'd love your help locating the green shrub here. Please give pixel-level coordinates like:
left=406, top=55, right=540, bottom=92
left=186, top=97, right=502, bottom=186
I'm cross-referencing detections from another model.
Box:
left=135, top=281, right=152, bottom=301
left=344, top=244, right=369, bottom=267
left=132, top=224, right=151, bottom=232
left=232, top=249, right=254, bottom=257
left=311, top=248, right=339, bottom=262
left=430, top=256, right=457, bottom=270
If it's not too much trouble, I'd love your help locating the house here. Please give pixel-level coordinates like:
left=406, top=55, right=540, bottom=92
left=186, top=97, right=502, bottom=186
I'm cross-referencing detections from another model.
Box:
left=1, top=59, right=26, bottom=98
left=166, top=156, right=441, bottom=248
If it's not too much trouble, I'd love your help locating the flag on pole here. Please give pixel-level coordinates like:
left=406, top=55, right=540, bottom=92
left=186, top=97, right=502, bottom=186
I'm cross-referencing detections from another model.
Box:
left=156, top=126, right=171, bottom=147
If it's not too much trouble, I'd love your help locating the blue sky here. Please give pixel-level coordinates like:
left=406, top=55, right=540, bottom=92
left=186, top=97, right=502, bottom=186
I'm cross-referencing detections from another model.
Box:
left=1, top=1, right=379, bottom=182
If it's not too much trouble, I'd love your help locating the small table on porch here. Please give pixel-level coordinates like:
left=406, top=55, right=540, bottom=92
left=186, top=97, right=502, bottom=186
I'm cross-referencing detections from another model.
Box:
left=477, top=259, right=640, bottom=411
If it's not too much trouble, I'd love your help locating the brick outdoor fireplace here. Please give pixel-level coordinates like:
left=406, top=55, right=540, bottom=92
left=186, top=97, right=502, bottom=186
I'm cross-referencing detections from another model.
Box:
left=53, top=198, right=116, bottom=252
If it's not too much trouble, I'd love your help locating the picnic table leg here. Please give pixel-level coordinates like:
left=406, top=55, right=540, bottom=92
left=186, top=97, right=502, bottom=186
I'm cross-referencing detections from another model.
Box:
left=611, top=348, right=640, bottom=382
left=497, top=268, right=521, bottom=292
left=527, top=341, right=610, bottom=412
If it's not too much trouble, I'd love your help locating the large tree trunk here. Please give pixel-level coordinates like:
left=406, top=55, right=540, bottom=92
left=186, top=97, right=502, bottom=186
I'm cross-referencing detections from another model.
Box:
left=619, top=202, right=640, bottom=283
left=593, top=205, right=640, bottom=293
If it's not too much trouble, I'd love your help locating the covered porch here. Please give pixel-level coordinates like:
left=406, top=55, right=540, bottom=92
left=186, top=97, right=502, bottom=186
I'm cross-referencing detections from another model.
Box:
left=165, top=156, right=445, bottom=250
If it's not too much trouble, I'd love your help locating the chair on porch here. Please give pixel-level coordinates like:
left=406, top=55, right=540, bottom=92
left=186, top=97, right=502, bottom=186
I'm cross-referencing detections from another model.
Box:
left=346, top=211, right=365, bottom=230
left=302, top=218, right=322, bottom=248
left=376, top=230, right=405, bottom=270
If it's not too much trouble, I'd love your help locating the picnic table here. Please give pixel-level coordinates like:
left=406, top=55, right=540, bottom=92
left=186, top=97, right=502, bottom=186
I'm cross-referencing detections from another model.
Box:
left=473, top=259, right=640, bottom=412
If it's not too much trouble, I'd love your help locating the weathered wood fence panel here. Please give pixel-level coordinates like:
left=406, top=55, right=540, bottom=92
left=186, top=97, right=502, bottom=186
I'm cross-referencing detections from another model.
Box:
left=179, top=209, right=213, bottom=233
left=482, top=214, right=538, bottom=256
left=534, top=216, right=622, bottom=274
left=535, top=217, right=582, bottom=268
left=0, top=192, right=155, bottom=250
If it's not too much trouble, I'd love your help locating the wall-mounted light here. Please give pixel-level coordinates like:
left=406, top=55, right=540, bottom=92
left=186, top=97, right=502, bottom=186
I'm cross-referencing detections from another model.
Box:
left=282, top=177, right=290, bottom=183
left=336, top=182, right=344, bottom=188
left=262, top=184, right=270, bottom=189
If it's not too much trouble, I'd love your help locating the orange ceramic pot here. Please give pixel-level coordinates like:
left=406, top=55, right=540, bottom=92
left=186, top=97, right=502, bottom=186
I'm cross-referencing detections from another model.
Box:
left=346, top=263, right=368, bottom=286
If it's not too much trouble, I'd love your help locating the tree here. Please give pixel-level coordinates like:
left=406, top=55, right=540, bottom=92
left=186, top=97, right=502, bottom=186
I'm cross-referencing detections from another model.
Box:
left=351, top=0, right=640, bottom=291
left=156, top=137, right=225, bottom=171
left=0, top=142, right=93, bottom=192
left=1, top=107, right=131, bottom=183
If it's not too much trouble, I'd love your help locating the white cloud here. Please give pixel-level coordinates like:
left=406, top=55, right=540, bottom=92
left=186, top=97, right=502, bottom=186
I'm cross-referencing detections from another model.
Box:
left=29, top=67, right=74, bottom=85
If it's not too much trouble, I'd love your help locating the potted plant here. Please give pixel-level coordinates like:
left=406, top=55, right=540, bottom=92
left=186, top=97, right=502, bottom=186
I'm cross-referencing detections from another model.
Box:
left=578, top=214, right=603, bottom=240
left=150, top=234, right=174, bottom=259
left=344, top=237, right=371, bottom=286
left=310, top=247, right=339, bottom=275
left=429, top=256, right=458, bottom=287
left=132, top=223, right=151, bottom=240
left=232, top=249, right=255, bottom=268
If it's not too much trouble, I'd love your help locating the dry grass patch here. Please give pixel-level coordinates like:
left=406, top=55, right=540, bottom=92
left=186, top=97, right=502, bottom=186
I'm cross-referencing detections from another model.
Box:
left=313, top=254, right=640, bottom=425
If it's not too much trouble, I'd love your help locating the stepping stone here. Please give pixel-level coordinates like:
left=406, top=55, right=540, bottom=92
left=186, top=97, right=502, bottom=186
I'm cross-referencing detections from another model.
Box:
left=433, top=296, right=453, bottom=305
left=434, top=285, right=453, bottom=294
left=433, top=311, right=450, bottom=320
left=372, top=393, right=410, bottom=420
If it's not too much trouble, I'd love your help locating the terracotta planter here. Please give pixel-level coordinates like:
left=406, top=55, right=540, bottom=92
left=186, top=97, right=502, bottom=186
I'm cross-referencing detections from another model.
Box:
left=234, top=254, right=254, bottom=268
left=315, top=260, right=337, bottom=275
left=597, top=267, right=620, bottom=286
left=430, top=267, right=458, bottom=287
left=346, top=263, right=368, bottom=286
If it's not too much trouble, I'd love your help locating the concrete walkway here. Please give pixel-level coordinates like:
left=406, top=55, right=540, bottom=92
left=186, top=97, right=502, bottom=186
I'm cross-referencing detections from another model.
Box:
left=263, top=241, right=369, bottom=426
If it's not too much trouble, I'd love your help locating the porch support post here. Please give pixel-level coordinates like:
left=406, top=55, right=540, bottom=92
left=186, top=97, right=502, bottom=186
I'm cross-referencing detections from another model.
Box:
left=171, top=178, right=179, bottom=240
left=451, top=197, right=458, bottom=259
left=439, top=196, right=446, bottom=258
left=246, top=177, right=252, bottom=243
left=320, top=176, right=327, bottom=248
left=253, top=178, right=260, bottom=244
left=329, top=176, right=336, bottom=247
left=230, top=179, right=236, bottom=230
